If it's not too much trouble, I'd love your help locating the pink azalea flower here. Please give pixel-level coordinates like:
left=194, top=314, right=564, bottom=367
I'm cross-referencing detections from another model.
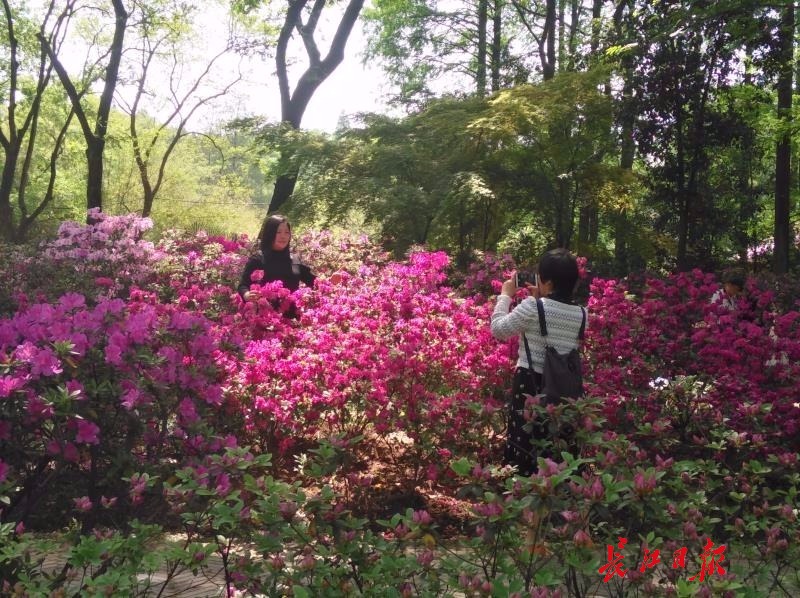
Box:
left=120, top=387, right=142, bottom=410
left=94, top=277, right=114, bottom=288
left=215, top=473, right=232, bottom=495
left=62, top=442, right=79, bottom=463
left=0, top=375, right=25, bottom=398
left=75, top=419, right=100, bottom=445
left=73, top=496, right=93, bottom=512
left=178, top=398, right=199, bottom=424
left=58, top=292, right=87, bottom=310
left=65, top=379, right=85, bottom=400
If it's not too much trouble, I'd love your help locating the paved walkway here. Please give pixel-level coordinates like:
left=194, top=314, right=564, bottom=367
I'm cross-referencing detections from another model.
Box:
left=38, top=547, right=227, bottom=597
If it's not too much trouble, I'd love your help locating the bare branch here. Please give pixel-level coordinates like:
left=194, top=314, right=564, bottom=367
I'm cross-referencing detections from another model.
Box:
left=38, top=32, right=94, bottom=141
left=19, top=108, right=76, bottom=238
left=296, top=0, right=324, bottom=64
left=277, top=1, right=308, bottom=118
left=2, top=0, right=19, bottom=142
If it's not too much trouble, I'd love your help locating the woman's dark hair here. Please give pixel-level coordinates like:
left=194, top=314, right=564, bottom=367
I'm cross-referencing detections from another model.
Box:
left=258, top=214, right=291, bottom=257
left=721, top=267, right=745, bottom=290
left=538, top=248, right=579, bottom=301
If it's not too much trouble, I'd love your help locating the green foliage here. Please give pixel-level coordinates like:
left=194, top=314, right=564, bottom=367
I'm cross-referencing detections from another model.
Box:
left=287, top=68, right=632, bottom=263
left=10, top=396, right=799, bottom=595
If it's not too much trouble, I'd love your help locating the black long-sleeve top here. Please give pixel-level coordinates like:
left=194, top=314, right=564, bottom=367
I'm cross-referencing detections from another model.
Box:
left=237, top=250, right=315, bottom=298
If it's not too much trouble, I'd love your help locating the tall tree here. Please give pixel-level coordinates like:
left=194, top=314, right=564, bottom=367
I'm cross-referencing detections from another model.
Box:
left=773, top=1, right=793, bottom=274
left=0, top=0, right=75, bottom=241
left=40, top=0, right=129, bottom=214
left=510, top=0, right=557, bottom=80
left=364, top=0, right=514, bottom=104
left=119, top=1, right=242, bottom=216
left=257, top=0, right=365, bottom=214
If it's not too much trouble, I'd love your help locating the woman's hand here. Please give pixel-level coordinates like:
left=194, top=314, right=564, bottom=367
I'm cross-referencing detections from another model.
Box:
left=243, top=291, right=258, bottom=301
left=502, top=271, right=539, bottom=298
left=501, top=277, right=517, bottom=297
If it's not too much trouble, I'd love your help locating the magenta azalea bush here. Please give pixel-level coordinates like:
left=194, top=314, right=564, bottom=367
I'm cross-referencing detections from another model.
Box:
left=1, top=213, right=800, bottom=596
left=587, top=270, right=800, bottom=458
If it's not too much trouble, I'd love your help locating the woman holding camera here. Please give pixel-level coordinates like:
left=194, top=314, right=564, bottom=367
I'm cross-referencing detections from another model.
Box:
left=490, top=248, right=587, bottom=475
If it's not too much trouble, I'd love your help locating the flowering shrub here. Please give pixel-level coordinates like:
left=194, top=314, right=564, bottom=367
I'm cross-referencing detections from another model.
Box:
left=459, top=250, right=517, bottom=298
left=587, top=270, right=800, bottom=459
left=0, top=210, right=164, bottom=311
left=227, top=249, right=510, bottom=483
left=0, top=288, right=238, bottom=531
left=292, top=229, right=392, bottom=275
left=2, top=213, right=800, bottom=595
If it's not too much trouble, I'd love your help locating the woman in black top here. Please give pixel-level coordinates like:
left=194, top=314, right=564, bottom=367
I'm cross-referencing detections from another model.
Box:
left=238, top=215, right=315, bottom=302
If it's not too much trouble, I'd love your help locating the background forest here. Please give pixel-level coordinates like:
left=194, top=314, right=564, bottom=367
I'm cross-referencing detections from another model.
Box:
left=2, top=0, right=799, bottom=276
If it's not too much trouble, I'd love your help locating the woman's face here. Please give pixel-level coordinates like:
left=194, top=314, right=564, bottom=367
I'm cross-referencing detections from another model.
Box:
left=272, top=221, right=291, bottom=251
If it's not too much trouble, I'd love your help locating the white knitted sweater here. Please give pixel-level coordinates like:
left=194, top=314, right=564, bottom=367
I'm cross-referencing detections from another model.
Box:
left=491, top=295, right=587, bottom=373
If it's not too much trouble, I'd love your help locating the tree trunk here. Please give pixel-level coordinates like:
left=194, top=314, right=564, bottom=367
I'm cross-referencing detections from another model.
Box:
left=1, top=0, right=69, bottom=242
left=267, top=0, right=365, bottom=215
left=557, top=0, right=565, bottom=72
left=42, top=0, right=127, bottom=217
left=566, top=0, right=579, bottom=71
left=541, top=0, right=556, bottom=80
left=612, top=1, right=633, bottom=275
left=590, top=0, right=602, bottom=56
left=86, top=139, right=105, bottom=212
left=0, top=0, right=19, bottom=241
left=0, top=147, right=18, bottom=241
left=86, top=0, right=127, bottom=213
left=774, top=2, right=794, bottom=274
left=491, top=0, right=502, bottom=92
left=477, top=0, right=488, bottom=97
left=675, top=106, right=690, bottom=271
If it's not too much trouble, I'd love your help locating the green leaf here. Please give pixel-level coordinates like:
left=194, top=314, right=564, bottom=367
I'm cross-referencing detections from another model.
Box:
left=450, top=457, right=472, bottom=477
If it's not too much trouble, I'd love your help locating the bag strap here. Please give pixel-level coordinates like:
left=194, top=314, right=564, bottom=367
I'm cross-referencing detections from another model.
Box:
left=524, top=298, right=587, bottom=369
left=537, top=297, right=587, bottom=342
left=522, top=332, right=534, bottom=370
left=535, top=298, right=548, bottom=337
left=524, top=298, right=548, bottom=370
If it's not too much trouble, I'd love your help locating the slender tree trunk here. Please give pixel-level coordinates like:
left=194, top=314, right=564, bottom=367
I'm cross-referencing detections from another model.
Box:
left=86, top=139, right=105, bottom=213
left=17, top=109, right=75, bottom=241
left=87, top=0, right=127, bottom=212
left=477, top=0, right=488, bottom=97
left=542, top=0, right=556, bottom=80
left=612, top=1, right=634, bottom=275
left=0, top=147, right=19, bottom=240
left=2, top=0, right=68, bottom=242
left=675, top=106, right=690, bottom=271
left=0, top=0, right=20, bottom=240
left=774, top=2, right=794, bottom=274
left=590, top=0, right=602, bottom=57
left=557, top=0, right=565, bottom=72
left=566, top=0, right=579, bottom=71
left=491, top=0, right=502, bottom=92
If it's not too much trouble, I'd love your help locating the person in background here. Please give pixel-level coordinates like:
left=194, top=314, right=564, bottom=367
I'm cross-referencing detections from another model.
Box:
left=490, top=248, right=587, bottom=476
left=710, top=267, right=746, bottom=312
left=238, top=215, right=315, bottom=310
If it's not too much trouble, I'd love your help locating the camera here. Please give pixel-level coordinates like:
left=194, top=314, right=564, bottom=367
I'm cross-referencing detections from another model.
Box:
left=515, top=271, right=537, bottom=287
